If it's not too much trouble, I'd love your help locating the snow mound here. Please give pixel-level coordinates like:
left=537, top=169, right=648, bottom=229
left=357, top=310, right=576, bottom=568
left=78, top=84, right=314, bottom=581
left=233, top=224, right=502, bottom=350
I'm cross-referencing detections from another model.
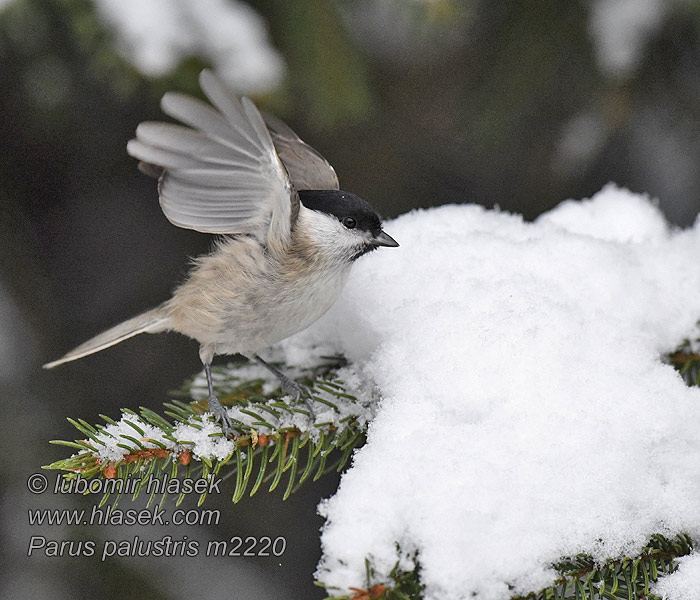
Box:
left=281, top=184, right=700, bottom=599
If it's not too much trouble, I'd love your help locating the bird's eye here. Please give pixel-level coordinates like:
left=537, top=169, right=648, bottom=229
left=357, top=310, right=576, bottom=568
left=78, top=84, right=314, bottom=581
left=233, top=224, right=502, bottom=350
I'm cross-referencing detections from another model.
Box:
left=342, top=217, right=357, bottom=229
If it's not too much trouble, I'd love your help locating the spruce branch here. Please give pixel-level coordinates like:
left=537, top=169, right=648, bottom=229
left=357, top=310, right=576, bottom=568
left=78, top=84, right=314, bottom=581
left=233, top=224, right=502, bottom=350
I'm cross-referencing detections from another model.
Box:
left=319, top=534, right=694, bottom=600
left=44, top=356, right=374, bottom=507
left=319, top=552, right=424, bottom=600
left=669, top=338, right=700, bottom=387
left=512, top=533, right=694, bottom=600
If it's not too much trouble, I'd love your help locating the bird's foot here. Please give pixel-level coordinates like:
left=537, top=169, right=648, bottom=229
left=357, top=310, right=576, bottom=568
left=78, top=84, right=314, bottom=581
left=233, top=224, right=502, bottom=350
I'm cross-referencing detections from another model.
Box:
left=280, top=376, right=309, bottom=399
left=207, top=393, right=233, bottom=436
left=249, top=354, right=314, bottom=412
left=279, top=376, right=315, bottom=412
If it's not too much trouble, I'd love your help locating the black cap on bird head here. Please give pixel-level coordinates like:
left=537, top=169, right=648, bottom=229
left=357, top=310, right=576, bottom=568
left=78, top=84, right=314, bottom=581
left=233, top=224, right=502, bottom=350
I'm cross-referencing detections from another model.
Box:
left=298, top=189, right=399, bottom=256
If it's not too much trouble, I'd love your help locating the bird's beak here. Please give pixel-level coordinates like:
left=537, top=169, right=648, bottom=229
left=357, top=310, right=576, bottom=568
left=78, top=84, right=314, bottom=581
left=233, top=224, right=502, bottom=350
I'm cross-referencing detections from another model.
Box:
left=372, top=230, right=399, bottom=247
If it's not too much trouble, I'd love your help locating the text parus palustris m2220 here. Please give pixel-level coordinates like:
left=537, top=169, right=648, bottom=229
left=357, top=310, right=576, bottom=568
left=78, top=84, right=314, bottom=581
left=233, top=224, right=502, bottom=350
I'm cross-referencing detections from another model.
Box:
left=44, top=70, right=399, bottom=433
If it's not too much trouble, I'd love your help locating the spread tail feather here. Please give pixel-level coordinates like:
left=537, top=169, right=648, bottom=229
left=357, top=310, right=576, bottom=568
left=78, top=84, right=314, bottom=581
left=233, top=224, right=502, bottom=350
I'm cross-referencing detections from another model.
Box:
left=43, top=307, right=170, bottom=369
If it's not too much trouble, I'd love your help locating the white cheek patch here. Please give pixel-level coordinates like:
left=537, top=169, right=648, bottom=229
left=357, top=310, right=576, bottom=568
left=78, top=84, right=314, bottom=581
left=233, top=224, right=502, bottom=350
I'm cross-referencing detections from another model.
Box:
left=300, top=207, right=367, bottom=261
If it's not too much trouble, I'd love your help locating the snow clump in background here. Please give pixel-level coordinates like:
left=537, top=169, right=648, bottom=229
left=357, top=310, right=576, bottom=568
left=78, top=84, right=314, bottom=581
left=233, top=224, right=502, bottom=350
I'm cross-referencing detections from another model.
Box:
left=94, top=0, right=284, bottom=94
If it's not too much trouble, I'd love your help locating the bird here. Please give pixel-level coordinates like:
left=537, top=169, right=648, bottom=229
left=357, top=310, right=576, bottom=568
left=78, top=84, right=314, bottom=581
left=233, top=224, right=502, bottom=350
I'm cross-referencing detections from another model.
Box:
left=43, top=69, right=399, bottom=433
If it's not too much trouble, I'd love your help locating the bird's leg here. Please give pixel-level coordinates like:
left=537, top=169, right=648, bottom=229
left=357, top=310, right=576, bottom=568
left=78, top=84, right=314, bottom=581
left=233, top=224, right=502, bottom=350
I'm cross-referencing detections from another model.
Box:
left=252, top=354, right=312, bottom=404
left=204, top=361, right=233, bottom=435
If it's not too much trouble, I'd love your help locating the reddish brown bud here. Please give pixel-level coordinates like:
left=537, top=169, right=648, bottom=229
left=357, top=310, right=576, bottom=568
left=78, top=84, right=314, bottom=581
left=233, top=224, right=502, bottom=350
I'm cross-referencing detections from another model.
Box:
left=349, top=588, right=370, bottom=600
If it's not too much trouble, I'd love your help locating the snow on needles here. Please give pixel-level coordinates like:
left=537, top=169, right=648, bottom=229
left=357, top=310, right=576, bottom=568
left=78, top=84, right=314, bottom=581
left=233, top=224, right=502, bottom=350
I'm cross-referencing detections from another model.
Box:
left=653, top=553, right=700, bottom=600
left=92, top=361, right=376, bottom=464
left=279, top=184, right=700, bottom=599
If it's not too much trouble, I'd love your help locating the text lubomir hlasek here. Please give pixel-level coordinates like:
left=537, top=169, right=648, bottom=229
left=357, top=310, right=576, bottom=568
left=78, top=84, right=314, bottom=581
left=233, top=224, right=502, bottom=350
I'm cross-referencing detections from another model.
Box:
left=53, top=473, right=221, bottom=495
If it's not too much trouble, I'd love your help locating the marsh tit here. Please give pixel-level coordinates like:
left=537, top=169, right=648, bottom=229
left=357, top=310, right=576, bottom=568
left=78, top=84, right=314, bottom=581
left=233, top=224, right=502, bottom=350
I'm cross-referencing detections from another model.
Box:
left=44, top=70, right=398, bottom=433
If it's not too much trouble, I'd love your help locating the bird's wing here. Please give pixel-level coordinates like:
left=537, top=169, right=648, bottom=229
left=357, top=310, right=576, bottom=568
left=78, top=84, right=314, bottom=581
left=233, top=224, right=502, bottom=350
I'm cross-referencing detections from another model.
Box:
left=262, top=112, right=339, bottom=191
left=127, top=70, right=297, bottom=250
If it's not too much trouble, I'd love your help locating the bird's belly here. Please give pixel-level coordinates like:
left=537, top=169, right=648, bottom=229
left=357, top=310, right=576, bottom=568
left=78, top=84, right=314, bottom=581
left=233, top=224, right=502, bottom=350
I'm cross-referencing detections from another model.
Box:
left=212, top=265, right=350, bottom=354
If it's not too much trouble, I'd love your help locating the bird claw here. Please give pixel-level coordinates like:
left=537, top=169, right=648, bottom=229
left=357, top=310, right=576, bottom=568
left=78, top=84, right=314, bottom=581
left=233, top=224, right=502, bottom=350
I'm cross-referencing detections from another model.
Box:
left=214, top=410, right=234, bottom=436
left=280, top=378, right=315, bottom=412
left=247, top=354, right=314, bottom=412
left=281, top=378, right=310, bottom=399
left=208, top=394, right=234, bottom=436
